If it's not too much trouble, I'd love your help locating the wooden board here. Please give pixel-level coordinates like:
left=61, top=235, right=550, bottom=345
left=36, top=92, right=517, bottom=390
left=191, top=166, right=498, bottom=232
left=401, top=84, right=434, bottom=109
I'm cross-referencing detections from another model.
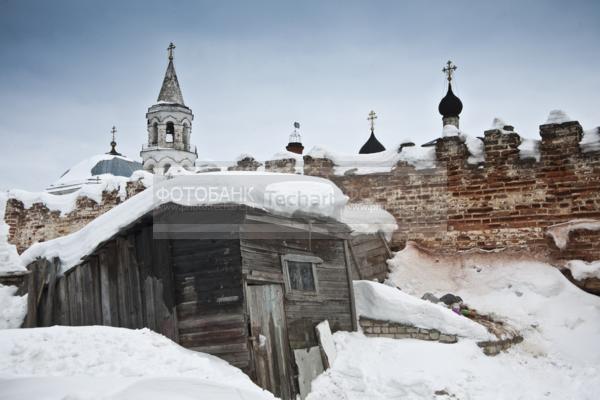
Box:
left=246, top=284, right=294, bottom=400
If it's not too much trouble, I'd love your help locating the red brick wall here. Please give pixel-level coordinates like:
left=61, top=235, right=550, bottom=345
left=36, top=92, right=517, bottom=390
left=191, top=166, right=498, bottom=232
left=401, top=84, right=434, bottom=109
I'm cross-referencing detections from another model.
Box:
left=306, top=121, right=600, bottom=260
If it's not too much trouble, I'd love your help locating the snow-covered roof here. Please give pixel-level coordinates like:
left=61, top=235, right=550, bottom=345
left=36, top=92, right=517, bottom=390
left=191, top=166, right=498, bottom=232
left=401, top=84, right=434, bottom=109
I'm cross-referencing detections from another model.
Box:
left=21, top=172, right=397, bottom=272
left=46, top=154, right=142, bottom=195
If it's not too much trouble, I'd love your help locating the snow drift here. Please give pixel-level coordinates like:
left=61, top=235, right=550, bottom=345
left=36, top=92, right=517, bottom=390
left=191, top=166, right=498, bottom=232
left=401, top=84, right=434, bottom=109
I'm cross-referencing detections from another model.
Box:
left=354, top=280, right=493, bottom=340
left=0, top=326, right=275, bottom=400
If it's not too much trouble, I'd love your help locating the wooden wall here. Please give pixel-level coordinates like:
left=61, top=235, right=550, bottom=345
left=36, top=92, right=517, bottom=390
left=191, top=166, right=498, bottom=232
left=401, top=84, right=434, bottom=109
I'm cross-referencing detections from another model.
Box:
left=240, top=235, right=355, bottom=350
left=348, top=233, right=392, bottom=282
left=25, top=223, right=178, bottom=341
left=171, top=238, right=250, bottom=370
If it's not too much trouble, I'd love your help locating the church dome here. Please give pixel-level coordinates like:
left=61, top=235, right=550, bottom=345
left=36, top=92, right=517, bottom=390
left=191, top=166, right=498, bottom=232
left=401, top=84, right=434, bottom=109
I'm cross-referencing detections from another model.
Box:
left=359, top=132, right=386, bottom=154
left=46, top=154, right=142, bottom=195
left=438, top=83, right=463, bottom=118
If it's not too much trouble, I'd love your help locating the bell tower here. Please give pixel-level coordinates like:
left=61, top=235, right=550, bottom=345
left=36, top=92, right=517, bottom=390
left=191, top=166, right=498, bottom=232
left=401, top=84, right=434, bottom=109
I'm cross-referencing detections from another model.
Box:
left=141, top=43, right=197, bottom=174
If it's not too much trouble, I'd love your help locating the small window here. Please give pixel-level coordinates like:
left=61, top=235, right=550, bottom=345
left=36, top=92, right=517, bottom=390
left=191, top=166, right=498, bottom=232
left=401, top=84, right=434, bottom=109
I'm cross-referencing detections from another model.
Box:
left=282, top=254, right=322, bottom=295
left=287, top=261, right=316, bottom=291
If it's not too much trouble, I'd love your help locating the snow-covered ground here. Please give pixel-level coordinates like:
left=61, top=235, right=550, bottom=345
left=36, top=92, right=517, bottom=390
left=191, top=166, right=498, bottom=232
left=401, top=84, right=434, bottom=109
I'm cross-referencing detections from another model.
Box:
left=0, top=284, right=26, bottom=329
left=0, top=326, right=276, bottom=400
left=307, top=244, right=600, bottom=399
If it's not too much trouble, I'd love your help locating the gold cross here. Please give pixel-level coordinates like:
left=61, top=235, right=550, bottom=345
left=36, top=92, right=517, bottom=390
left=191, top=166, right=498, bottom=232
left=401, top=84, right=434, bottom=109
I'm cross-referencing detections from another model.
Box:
left=442, top=60, right=457, bottom=82
left=167, top=42, right=176, bottom=61
left=111, top=126, right=117, bottom=142
left=367, top=110, right=377, bottom=133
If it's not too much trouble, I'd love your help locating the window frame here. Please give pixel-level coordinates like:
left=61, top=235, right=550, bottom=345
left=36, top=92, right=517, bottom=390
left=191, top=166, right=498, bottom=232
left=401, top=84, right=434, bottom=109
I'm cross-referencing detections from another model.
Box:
left=281, top=254, right=322, bottom=296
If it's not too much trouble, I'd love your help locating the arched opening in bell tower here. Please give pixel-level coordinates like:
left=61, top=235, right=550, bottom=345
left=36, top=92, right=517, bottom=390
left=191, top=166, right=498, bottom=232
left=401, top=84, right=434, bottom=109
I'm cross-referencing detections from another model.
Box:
left=165, top=122, right=175, bottom=143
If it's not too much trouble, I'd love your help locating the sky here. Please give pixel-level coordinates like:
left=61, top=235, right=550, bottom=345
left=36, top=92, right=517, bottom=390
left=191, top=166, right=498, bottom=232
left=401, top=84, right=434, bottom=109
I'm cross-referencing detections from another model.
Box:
left=0, top=0, right=599, bottom=191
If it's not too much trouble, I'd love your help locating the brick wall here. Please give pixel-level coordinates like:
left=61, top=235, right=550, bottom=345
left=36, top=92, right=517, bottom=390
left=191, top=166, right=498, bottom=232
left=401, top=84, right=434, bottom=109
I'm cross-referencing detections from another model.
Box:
left=5, top=181, right=146, bottom=253
left=305, top=121, right=600, bottom=260
left=5, top=120, right=600, bottom=262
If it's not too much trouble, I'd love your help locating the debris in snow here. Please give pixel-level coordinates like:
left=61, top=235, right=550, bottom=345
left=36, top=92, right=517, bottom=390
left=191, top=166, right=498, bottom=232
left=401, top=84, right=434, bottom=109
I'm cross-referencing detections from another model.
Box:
left=353, top=280, right=494, bottom=340
left=315, top=320, right=337, bottom=368
left=0, top=326, right=275, bottom=399
left=439, top=293, right=463, bottom=306
left=545, top=110, right=573, bottom=124
left=0, top=284, right=27, bottom=329
left=421, top=292, right=440, bottom=303
left=546, top=219, right=600, bottom=249
left=565, top=260, right=600, bottom=281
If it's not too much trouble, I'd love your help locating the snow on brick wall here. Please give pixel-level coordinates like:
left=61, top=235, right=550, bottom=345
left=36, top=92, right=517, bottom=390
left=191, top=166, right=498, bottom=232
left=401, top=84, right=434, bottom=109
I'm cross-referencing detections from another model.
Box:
left=5, top=181, right=146, bottom=253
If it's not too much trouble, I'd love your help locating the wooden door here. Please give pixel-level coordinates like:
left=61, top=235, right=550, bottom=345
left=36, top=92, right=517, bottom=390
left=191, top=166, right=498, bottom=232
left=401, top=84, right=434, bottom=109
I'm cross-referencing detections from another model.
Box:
left=246, top=284, right=293, bottom=399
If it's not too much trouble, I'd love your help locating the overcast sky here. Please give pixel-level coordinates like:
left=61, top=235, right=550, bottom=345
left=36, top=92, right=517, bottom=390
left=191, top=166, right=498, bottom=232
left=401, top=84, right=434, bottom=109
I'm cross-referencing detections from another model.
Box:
left=0, top=0, right=599, bottom=191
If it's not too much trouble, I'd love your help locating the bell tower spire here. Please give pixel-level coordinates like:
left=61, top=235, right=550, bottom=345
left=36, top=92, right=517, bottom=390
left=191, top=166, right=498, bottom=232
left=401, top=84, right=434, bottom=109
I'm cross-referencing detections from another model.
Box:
left=157, top=42, right=185, bottom=105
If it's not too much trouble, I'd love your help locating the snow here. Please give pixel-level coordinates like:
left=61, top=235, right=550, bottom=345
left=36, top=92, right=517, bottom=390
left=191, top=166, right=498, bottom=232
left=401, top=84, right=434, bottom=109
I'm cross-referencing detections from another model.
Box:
left=8, top=171, right=154, bottom=216
left=306, top=144, right=437, bottom=174
left=518, top=138, right=541, bottom=161
left=565, top=260, right=600, bottom=281
left=0, top=284, right=27, bottom=329
left=545, top=109, right=574, bottom=124
left=269, top=151, right=304, bottom=173
left=354, top=280, right=493, bottom=340
left=235, top=153, right=256, bottom=162
left=339, top=204, right=397, bottom=240
left=490, top=117, right=508, bottom=130
left=441, top=124, right=459, bottom=137
left=308, top=244, right=600, bottom=399
left=20, top=172, right=395, bottom=272
left=546, top=218, right=600, bottom=249
left=0, top=326, right=275, bottom=400
left=48, top=153, right=141, bottom=189
left=581, top=127, right=600, bottom=153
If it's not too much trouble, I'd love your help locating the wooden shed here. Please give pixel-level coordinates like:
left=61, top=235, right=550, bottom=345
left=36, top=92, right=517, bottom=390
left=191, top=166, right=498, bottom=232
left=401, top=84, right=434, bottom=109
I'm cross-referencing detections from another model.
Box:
left=23, top=202, right=390, bottom=399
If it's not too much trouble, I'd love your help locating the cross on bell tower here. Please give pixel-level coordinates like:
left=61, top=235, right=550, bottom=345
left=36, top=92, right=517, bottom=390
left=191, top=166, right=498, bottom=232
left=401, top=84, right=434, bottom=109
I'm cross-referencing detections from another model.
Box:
left=442, top=60, right=457, bottom=82
left=167, top=42, right=176, bottom=61
left=367, top=110, right=377, bottom=134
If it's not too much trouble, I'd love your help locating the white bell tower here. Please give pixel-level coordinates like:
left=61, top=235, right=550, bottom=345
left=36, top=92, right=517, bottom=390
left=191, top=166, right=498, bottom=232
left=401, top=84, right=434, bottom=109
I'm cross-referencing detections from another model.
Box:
left=141, top=43, right=197, bottom=174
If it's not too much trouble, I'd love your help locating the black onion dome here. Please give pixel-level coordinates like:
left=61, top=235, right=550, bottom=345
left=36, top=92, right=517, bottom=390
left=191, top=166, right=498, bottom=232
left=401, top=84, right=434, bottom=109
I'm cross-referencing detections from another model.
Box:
left=438, top=83, right=463, bottom=117
left=359, top=132, right=386, bottom=154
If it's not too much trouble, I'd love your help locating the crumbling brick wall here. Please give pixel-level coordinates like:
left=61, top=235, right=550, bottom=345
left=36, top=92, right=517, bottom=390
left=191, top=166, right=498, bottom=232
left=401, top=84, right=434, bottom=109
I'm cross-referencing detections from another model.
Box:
left=5, top=181, right=146, bottom=253
left=305, top=120, right=600, bottom=259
